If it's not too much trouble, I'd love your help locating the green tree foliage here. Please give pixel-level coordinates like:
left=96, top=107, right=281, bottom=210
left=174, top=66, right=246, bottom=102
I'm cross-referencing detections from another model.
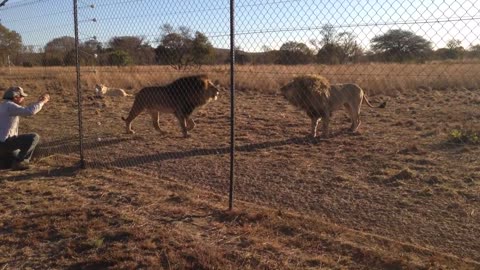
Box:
left=0, top=24, right=23, bottom=66
left=108, top=36, right=155, bottom=65
left=155, top=24, right=214, bottom=70
left=371, top=29, right=432, bottom=62
left=276, top=41, right=314, bottom=65
left=108, top=50, right=132, bottom=66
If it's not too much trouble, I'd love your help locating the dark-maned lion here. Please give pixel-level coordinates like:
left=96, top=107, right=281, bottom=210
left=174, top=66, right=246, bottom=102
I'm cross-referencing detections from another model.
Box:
left=280, top=75, right=386, bottom=137
left=121, top=74, right=220, bottom=137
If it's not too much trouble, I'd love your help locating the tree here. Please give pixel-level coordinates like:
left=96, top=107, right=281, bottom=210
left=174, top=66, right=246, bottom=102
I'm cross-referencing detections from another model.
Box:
left=276, top=41, right=314, bottom=65
left=226, top=46, right=250, bottom=65
left=109, top=36, right=143, bottom=51
left=155, top=24, right=214, bottom=70
left=108, top=36, right=155, bottom=65
left=321, top=24, right=336, bottom=44
left=44, top=36, right=75, bottom=66
left=468, top=44, right=480, bottom=59
left=311, top=25, right=363, bottom=64
left=44, top=36, right=75, bottom=54
left=370, top=29, right=432, bottom=62
left=445, top=39, right=464, bottom=59
left=0, top=24, right=22, bottom=66
left=18, top=45, right=41, bottom=67
left=79, top=39, right=102, bottom=65
left=107, top=50, right=132, bottom=66
left=191, top=31, right=215, bottom=65
left=316, top=43, right=344, bottom=64
left=336, top=31, right=363, bottom=63
left=433, top=40, right=465, bottom=60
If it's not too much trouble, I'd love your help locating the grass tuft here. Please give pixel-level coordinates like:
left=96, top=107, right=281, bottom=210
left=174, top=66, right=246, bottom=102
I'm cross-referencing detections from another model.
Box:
left=448, top=129, right=479, bottom=145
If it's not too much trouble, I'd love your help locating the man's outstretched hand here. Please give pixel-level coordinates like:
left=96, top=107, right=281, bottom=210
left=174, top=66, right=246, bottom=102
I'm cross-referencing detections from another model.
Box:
left=39, top=93, right=50, bottom=104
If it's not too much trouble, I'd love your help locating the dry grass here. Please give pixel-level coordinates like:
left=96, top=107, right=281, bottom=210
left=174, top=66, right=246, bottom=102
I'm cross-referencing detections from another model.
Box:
left=2, top=61, right=480, bottom=95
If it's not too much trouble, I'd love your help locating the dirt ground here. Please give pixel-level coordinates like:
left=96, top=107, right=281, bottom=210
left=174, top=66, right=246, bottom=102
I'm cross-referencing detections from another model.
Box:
left=1, top=80, right=479, bottom=269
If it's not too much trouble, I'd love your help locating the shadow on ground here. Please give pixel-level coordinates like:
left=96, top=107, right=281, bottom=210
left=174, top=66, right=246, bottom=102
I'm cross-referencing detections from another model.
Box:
left=97, top=134, right=334, bottom=168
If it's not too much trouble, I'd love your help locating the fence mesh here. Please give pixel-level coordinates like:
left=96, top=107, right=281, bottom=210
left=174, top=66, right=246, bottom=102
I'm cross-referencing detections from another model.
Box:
left=1, top=0, right=480, bottom=261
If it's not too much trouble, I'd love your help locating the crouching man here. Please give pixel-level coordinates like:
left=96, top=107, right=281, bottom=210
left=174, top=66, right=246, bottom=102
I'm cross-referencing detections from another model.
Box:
left=0, top=86, right=50, bottom=170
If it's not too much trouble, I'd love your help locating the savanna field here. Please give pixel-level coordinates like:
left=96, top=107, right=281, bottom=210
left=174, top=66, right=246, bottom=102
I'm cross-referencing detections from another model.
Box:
left=0, top=64, right=479, bottom=269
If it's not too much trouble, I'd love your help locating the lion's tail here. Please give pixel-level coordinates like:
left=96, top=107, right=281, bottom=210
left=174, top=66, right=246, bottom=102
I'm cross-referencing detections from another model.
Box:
left=363, top=95, right=386, bottom=109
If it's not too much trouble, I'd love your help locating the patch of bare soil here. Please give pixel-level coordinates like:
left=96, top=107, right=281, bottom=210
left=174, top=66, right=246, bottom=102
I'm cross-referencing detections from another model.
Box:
left=1, top=84, right=479, bottom=268
left=1, top=159, right=477, bottom=269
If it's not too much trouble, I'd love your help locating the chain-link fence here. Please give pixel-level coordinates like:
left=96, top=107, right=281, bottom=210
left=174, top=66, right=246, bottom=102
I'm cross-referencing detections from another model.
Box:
left=1, top=0, right=480, bottom=260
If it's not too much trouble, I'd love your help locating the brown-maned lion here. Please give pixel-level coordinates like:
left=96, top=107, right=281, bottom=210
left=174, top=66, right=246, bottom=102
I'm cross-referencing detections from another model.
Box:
left=280, top=74, right=386, bottom=137
left=121, top=74, right=220, bottom=137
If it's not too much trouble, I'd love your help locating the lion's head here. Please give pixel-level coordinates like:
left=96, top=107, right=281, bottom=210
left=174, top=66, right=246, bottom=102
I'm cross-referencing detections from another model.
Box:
left=280, top=75, right=330, bottom=108
left=205, top=79, right=221, bottom=103
left=94, top=84, right=107, bottom=96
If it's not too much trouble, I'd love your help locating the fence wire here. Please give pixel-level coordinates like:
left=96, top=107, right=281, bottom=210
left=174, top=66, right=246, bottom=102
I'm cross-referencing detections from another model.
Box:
left=1, top=0, right=480, bottom=261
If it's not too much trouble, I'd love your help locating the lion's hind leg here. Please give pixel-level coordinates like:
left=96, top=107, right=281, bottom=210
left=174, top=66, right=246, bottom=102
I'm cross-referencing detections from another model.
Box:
left=344, top=103, right=361, bottom=132
left=350, top=104, right=362, bottom=133
left=149, top=110, right=163, bottom=132
left=343, top=104, right=356, bottom=131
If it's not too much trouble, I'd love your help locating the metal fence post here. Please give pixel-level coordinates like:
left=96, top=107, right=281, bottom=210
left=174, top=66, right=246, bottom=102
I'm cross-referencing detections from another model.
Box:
left=73, top=0, right=85, bottom=169
left=229, top=0, right=235, bottom=211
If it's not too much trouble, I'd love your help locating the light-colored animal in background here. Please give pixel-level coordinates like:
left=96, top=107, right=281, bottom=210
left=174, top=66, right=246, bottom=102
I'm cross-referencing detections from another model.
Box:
left=95, top=84, right=132, bottom=97
left=121, top=74, right=220, bottom=138
left=280, top=74, right=386, bottom=137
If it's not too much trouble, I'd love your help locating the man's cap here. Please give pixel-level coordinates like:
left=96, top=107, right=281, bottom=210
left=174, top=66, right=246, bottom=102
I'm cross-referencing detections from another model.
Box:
left=2, top=86, right=28, bottom=99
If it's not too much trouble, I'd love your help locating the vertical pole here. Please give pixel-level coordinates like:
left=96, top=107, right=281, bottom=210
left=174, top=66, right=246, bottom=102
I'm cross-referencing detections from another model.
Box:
left=228, top=0, right=235, bottom=210
left=73, top=0, right=85, bottom=169
left=228, top=0, right=235, bottom=211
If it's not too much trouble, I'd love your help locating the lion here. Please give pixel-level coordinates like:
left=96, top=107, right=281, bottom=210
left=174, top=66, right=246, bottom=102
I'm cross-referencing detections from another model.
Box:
left=121, top=74, right=220, bottom=138
left=95, top=84, right=132, bottom=97
left=280, top=75, right=386, bottom=137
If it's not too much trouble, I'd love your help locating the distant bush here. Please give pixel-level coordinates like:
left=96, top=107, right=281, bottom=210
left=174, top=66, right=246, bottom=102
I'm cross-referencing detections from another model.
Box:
left=448, top=129, right=479, bottom=145
left=22, top=61, right=33, bottom=67
left=108, top=50, right=132, bottom=66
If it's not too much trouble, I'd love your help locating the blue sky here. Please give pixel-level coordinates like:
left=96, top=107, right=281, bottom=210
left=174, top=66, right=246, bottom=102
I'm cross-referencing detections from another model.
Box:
left=1, top=0, right=479, bottom=52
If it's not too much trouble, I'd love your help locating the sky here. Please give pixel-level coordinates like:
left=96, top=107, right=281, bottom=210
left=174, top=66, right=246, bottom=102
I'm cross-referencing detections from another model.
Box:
left=0, top=0, right=479, bottom=52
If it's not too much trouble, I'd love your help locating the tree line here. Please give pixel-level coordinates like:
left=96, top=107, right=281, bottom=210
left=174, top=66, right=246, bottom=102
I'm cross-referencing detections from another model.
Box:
left=2, top=23, right=480, bottom=69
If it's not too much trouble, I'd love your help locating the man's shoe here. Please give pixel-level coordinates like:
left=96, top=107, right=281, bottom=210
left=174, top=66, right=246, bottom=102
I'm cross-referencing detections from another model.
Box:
left=11, top=161, right=30, bottom=171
